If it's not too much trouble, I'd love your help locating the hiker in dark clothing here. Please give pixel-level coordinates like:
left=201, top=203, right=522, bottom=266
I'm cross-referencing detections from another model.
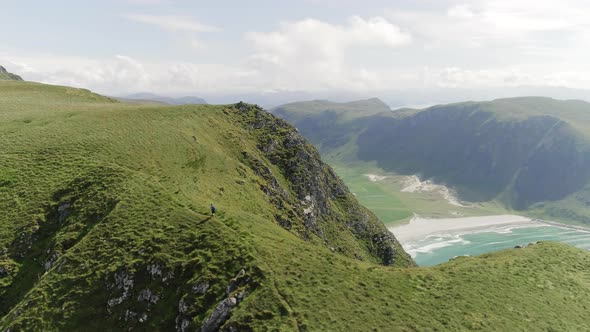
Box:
left=210, top=203, right=216, bottom=217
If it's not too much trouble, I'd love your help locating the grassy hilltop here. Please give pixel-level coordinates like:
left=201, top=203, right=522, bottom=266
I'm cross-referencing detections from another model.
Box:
left=1, top=79, right=590, bottom=331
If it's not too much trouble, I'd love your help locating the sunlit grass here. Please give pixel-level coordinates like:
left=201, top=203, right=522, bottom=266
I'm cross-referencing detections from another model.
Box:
left=1, top=81, right=590, bottom=331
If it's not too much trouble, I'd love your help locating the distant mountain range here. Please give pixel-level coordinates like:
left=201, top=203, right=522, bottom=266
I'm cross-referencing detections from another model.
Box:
left=272, top=96, right=590, bottom=224
left=273, top=98, right=391, bottom=118
left=194, top=85, right=590, bottom=110
left=117, top=92, right=207, bottom=105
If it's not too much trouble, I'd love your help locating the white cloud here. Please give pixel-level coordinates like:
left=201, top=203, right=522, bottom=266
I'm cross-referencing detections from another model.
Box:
left=391, top=0, right=590, bottom=48
left=244, top=16, right=410, bottom=90
left=124, top=14, right=219, bottom=32
left=346, top=16, right=411, bottom=47
left=5, top=1, right=590, bottom=100
left=246, top=16, right=410, bottom=57
left=447, top=5, right=475, bottom=20
left=3, top=55, right=149, bottom=93
left=0, top=54, right=262, bottom=95
left=385, top=0, right=590, bottom=89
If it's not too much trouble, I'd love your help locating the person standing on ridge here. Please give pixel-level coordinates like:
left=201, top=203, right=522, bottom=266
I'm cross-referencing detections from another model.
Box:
left=210, top=203, right=216, bottom=217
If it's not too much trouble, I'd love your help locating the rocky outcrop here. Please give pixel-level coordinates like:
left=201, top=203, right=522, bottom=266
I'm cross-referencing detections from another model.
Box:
left=199, top=268, right=254, bottom=332
left=231, top=102, right=413, bottom=266
left=200, top=291, right=246, bottom=332
left=106, top=270, right=135, bottom=309
left=515, top=241, right=539, bottom=249
left=0, top=259, right=15, bottom=277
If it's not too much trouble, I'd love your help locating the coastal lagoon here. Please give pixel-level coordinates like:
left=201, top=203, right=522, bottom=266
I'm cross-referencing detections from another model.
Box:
left=338, top=167, right=590, bottom=266
left=390, top=215, right=590, bottom=266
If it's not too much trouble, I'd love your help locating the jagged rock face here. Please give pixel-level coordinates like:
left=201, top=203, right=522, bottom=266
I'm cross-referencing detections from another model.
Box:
left=231, top=102, right=413, bottom=266
left=200, top=294, right=242, bottom=332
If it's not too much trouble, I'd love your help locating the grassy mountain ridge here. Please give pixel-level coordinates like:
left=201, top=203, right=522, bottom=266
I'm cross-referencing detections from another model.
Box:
left=0, top=66, right=23, bottom=81
left=273, top=97, right=590, bottom=224
left=273, top=97, right=390, bottom=115
left=0, top=81, right=410, bottom=330
left=271, top=98, right=390, bottom=154
left=272, top=98, right=391, bottom=123
left=2, top=82, right=590, bottom=331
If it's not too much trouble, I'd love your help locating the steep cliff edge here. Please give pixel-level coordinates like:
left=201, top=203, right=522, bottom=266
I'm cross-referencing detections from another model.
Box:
left=0, top=81, right=411, bottom=331
left=232, top=102, right=410, bottom=265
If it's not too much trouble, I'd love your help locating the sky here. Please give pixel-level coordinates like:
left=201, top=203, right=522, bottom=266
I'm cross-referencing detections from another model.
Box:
left=2, top=0, right=590, bottom=106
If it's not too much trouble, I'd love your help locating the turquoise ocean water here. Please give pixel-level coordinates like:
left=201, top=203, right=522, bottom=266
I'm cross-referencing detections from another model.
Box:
left=406, top=224, right=590, bottom=266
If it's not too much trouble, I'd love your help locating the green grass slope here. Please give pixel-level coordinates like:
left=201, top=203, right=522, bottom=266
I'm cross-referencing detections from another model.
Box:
left=242, top=241, right=590, bottom=332
left=1, top=84, right=590, bottom=331
left=0, top=81, right=410, bottom=330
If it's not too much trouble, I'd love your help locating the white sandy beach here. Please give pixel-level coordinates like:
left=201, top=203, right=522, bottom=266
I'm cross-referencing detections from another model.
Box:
left=389, top=214, right=542, bottom=243
left=364, top=173, right=388, bottom=182
left=400, top=175, right=468, bottom=207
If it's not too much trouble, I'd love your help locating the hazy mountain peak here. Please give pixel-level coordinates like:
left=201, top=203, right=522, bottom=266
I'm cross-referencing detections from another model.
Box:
left=344, top=97, right=391, bottom=111
left=119, top=92, right=207, bottom=105
left=271, top=97, right=392, bottom=121
left=0, top=66, right=23, bottom=81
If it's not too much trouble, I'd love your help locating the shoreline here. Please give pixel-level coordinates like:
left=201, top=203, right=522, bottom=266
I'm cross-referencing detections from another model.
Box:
left=532, top=218, right=590, bottom=233
left=388, top=214, right=544, bottom=243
